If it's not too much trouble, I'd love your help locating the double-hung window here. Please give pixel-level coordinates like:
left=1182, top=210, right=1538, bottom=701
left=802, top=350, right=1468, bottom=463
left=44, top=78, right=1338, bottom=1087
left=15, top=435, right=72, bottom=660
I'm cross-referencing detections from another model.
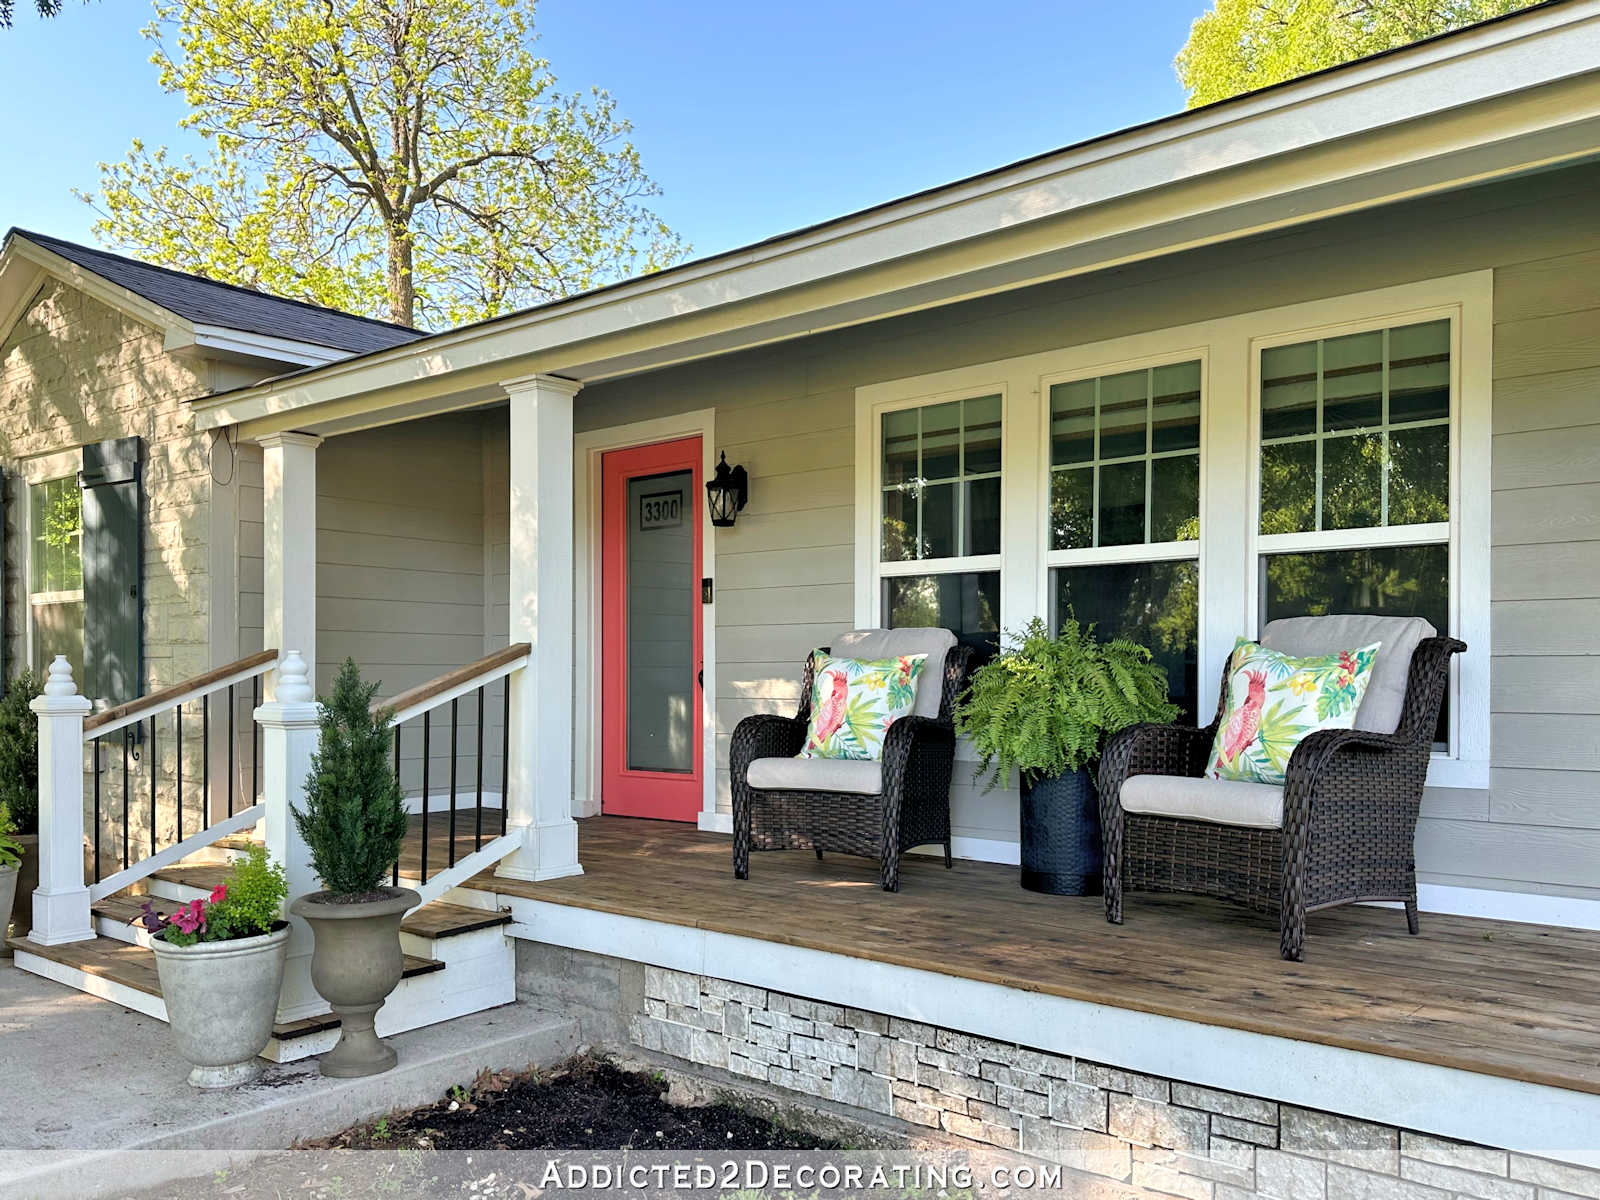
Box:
left=1045, top=360, right=1202, bottom=719
left=876, top=394, right=1002, bottom=659
left=1256, top=318, right=1454, bottom=745
left=28, top=475, right=85, bottom=681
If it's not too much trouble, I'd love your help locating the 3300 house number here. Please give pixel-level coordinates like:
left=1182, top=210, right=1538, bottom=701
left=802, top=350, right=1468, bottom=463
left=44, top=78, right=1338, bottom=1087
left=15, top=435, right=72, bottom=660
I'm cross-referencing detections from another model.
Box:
left=639, top=491, right=683, bottom=530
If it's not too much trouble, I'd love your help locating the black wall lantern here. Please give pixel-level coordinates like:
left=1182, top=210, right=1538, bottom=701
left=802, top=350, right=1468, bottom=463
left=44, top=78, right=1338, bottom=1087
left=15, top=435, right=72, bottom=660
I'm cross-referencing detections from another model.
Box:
left=705, top=452, right=749, bottom=527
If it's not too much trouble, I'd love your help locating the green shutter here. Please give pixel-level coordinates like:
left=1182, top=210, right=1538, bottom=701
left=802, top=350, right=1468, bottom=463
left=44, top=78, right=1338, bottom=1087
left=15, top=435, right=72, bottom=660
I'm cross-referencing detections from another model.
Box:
left=80, top=438, right=142, bottom=704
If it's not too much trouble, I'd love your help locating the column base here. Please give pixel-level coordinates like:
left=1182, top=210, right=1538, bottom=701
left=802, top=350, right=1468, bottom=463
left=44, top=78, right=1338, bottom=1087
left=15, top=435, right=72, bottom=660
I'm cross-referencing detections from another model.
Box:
left=28, top=887, right=96, bottom=946
left=495, top=821, right=583, bottom=882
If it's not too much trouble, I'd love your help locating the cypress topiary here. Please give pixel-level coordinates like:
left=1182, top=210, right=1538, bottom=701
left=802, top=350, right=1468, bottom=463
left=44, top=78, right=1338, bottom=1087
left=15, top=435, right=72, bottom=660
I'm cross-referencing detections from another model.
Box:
left=292, top=658, right=410, bottom=898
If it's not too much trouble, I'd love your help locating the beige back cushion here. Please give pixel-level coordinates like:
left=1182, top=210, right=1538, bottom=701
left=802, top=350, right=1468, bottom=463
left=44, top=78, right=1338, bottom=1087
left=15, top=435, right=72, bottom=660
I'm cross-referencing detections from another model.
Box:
left=832, top=628, right=957, bottom=719
left=1261, top=615, right=1436, bottom=735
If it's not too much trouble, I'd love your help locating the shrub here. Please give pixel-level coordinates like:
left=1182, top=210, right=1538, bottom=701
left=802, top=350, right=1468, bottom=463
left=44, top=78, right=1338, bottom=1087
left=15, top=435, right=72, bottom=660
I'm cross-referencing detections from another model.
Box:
left=0, top=803, right=22, bottom=870
left=955, top=617, right=1180, bottom=790
left=0, top=669, right=42, bottom=834
left=293, top=658, right=409, bottom=897
left=139, top=844, right=288, bottom=947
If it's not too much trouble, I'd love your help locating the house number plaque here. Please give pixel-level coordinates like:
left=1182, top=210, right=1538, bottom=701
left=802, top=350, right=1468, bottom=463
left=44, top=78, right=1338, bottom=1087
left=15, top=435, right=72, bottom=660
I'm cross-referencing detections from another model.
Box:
left=638, top=489, right=683, bottom=530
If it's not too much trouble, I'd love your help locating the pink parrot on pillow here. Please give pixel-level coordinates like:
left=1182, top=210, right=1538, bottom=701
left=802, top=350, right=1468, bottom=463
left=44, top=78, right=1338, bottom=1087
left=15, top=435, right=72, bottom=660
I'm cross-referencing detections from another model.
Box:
left=1215, top=669, right=1268, bottom=772
left=808, top=670, right=849, bottom=752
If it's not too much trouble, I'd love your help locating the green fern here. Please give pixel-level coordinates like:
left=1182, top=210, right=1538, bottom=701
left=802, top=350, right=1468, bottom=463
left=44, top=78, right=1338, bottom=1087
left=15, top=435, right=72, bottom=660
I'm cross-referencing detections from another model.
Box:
left=955, top=618, right=1179, bottom=790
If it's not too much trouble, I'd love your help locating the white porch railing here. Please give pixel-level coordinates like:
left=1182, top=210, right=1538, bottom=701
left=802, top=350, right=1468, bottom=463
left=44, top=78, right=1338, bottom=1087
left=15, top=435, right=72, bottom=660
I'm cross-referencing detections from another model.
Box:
left=375, top=643, right=531, bottom=908
left=27, top=649, right=277, bottom=946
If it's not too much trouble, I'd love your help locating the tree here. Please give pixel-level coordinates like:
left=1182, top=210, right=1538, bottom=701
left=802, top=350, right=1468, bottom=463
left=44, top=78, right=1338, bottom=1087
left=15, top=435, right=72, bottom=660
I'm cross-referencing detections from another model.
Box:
left=81, top=0, right=685, bottom=328
left=0, top=0, right=87, bottom=26
left=1176, top=0, right=1538, bottom=108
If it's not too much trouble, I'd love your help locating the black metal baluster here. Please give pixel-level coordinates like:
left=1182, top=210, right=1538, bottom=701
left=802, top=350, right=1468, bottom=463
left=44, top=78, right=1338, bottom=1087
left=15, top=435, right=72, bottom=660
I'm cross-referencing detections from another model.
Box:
left=175, top=702, right=183, bottom=843
left=121, top=727, right=131, bottom=870
left=420, top=712, right=431, bottom=882
left=226, top=683, right=236, bottom=818
left=448, top=698, right=459, bottom=868
left=202, top=693, right=211, bottom=828
left=92, top=738, right=102, bottom=884
left=251, top=674, right=260, bottom=804
left=501, top=677, right=510, bottom=835
left=149, top=716, right=157, bottom=857
left=392, top=723, right=402, bottom=887
left=474, top=685, right=485, bottom=851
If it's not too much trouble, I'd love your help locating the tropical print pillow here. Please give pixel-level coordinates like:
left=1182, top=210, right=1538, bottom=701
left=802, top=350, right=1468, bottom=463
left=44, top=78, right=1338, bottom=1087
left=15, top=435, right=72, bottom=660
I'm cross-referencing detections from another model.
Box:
left=799, top=652, right=928, bottom=761
left=1206, top=638, right=1381, bottom=785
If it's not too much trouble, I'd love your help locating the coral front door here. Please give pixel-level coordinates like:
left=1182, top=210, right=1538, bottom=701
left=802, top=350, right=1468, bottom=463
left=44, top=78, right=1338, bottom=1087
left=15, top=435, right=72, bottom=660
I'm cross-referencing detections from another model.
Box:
left=600, top=437, right=704, bottom=821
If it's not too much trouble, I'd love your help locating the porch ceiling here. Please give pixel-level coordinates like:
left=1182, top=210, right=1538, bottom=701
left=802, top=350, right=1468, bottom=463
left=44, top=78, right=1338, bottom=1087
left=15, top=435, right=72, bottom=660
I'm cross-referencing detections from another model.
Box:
left=191, top=0, right=1600, bottom=441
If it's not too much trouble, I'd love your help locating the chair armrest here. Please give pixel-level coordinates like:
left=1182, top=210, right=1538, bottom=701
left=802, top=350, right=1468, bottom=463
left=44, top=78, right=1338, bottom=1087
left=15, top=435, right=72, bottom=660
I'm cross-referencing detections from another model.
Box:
left=882, top=715, right=955, bottom=779
left=1281, top=726, right=1414, bottom=812
left=730, top=713, right=807, bottom=777
left=1097, top=721, right=1212, bottom=800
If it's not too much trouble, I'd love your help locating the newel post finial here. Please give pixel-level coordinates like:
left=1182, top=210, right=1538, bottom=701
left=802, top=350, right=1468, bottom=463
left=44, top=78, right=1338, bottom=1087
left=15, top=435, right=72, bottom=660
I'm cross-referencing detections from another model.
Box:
left=42, top=655, right=79, bottom=698
left=277, top=651, right=313, bottom=704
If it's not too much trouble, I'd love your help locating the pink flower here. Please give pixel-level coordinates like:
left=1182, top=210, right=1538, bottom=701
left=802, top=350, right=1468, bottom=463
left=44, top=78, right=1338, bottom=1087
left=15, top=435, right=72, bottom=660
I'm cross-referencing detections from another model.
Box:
left=209, top=885, right=227, bottom=905
left=169, top=899, right=207, bottom=935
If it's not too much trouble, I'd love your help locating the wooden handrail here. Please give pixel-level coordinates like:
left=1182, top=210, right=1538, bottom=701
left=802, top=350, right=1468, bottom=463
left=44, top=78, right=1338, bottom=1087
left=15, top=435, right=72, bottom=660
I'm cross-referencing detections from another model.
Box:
left=84, top=649, right=279, bottom=734
left=374, top=642, right=531, bottom=719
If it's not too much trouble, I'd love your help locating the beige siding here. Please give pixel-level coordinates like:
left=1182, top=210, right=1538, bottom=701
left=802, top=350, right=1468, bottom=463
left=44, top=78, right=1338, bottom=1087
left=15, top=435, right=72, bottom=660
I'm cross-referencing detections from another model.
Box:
left=575, top=160, right=1600, bottom=893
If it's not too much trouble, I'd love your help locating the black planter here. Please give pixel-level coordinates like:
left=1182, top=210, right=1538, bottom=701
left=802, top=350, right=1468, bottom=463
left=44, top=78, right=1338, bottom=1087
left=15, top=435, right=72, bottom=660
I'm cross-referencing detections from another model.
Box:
left=1019, top=768, right=1103, bottom=896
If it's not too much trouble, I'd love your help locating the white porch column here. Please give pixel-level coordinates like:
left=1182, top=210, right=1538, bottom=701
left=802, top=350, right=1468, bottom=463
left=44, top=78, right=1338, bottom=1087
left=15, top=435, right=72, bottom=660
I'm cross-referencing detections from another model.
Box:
left=497, top=373, right=582, bottom=882
left=259, top=431, right=321, bottom=700
left=28, top=656, right=94, bottom=946
left=254, top=651, right=324, bottom=1022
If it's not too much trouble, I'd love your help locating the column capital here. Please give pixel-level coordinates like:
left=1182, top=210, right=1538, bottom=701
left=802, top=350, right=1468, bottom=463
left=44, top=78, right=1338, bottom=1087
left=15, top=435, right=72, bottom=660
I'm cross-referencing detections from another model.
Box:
left=257, top=430, right=325, bottom=451
left=501, top=372, right=582, bottom=400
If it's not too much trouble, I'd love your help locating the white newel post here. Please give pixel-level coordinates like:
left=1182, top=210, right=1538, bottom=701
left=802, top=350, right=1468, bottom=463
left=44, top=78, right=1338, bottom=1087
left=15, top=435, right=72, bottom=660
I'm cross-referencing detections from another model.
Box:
left=29, top=656, right=94, bottom=946
left=497, top=373, right=583, bottom=882
left=259, top=431, right=321, bottom=700
left=254, top=651, right=324, bottom=1022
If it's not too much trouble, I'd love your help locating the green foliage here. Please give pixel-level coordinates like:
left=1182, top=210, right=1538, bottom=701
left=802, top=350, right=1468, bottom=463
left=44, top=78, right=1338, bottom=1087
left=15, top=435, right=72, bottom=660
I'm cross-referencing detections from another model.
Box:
left=956, top=618, right=1180, bottom=789
left=1177, top=0, right=1537, bottom=108
left=294, top=658, right=409, bottom=897
left=0, top=670, right=42, bottom=834
left=78, top=0, right=686, bottom=328
left=0, top=803, right=23, bottom=870
left=210, top=845, right=289, bottom=939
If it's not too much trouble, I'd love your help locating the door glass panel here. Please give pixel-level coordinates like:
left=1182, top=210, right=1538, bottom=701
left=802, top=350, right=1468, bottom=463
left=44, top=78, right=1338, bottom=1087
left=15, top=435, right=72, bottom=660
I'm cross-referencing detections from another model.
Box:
left=626, top=470, right=694, bottom=774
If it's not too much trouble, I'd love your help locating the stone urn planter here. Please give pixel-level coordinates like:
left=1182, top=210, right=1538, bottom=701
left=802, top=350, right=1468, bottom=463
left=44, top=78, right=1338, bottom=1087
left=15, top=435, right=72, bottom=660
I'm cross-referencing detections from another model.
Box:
left=151, top=922, right=291, bottom=1088
left=291, top=886, right=420, bottom=1078
left=0, top=863, right=17, bottom=943
left=7, top=834, right=37, bottom=941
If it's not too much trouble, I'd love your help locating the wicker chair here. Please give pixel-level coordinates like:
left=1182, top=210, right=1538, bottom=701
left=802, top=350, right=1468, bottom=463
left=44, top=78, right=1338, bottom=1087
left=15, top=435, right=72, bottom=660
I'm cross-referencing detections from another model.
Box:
left=731, top=629, right=975, bottom=892
left=1098, top=615, right=1465, bottom=960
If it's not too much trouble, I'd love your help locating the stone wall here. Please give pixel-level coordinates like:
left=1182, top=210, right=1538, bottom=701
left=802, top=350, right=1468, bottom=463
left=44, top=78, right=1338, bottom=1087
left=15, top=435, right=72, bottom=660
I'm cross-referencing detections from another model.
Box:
left=516, top=943, right=1600, bottom=1200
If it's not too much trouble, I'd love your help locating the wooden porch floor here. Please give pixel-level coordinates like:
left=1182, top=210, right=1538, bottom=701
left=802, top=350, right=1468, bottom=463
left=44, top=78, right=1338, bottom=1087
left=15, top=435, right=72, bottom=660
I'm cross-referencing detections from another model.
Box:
left=419, top=813, right=1600, bottom=1096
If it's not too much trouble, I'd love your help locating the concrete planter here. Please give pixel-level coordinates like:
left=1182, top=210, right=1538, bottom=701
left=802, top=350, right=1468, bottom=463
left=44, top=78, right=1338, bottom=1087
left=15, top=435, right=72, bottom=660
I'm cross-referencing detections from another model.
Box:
left=0, top=864, right=17, bottom=945
left=7, top=834, right=37, bottom=941
left=150, top=922, right=291, bottom=1089
left=291, top=886, right=420, bottom=1078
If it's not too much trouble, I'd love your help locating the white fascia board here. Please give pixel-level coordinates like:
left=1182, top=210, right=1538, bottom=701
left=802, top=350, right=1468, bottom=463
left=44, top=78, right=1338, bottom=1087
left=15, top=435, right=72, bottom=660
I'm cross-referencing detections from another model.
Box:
left=6, top=236, right=192, bottom=342
left=192, top=0, right=1600, bottom=433
left=184, top=324, right=351, bottom=367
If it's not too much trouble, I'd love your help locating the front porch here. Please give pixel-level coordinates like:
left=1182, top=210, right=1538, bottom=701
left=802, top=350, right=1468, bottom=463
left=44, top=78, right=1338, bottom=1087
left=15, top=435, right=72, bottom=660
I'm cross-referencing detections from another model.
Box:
left=446, top=814, right=1600, bottom=1168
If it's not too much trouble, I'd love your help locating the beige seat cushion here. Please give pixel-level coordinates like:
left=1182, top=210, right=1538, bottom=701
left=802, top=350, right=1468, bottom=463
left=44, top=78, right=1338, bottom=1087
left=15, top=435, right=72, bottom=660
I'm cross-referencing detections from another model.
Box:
left=1261, top=615, right=1436, bottom=735
left=747, top=756, right=882, bottom=795
left=1120, top=774, right=1284, bottom=830
left=833, top=628, right=957, bottom=719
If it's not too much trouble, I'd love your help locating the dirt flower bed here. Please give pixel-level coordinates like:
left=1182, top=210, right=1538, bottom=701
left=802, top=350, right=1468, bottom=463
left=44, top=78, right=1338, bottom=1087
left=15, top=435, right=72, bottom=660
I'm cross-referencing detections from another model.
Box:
left=307, top=1054, right=848, bottom=1152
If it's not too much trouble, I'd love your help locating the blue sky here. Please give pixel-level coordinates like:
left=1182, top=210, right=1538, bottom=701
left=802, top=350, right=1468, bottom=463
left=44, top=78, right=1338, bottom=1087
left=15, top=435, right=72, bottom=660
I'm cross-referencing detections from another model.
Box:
left=0, top=0, right=1201, bottom=261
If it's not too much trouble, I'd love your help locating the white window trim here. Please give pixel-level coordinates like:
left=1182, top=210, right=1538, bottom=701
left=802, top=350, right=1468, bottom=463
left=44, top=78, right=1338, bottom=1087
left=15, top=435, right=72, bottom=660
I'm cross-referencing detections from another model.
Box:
left=855, top=270, right=1491, bottom=790
left=20, top=458, right=87, bottom=678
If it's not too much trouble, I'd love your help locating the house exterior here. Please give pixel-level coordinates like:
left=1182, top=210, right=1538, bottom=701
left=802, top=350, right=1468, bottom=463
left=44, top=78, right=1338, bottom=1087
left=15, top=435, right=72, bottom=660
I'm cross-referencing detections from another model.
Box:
left=9, top=2, right=1600, bottom=1190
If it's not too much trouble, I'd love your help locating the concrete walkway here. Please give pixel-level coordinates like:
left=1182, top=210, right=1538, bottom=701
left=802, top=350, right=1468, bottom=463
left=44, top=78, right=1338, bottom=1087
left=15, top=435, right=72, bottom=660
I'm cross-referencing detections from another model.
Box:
left=0, top=961, right=579, bottom=1197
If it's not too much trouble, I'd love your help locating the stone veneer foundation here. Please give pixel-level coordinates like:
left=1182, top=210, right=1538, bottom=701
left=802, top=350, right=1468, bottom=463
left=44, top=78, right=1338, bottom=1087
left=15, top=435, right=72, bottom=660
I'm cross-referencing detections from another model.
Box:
left=517, top=943, right=1600, bottom=1200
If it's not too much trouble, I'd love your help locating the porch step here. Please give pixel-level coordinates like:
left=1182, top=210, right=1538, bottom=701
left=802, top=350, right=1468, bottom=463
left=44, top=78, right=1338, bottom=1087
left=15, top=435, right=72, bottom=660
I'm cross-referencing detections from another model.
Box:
left=4, top=934, right=443, bottom=1036
left=141, top=866, right=513, bottom=941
